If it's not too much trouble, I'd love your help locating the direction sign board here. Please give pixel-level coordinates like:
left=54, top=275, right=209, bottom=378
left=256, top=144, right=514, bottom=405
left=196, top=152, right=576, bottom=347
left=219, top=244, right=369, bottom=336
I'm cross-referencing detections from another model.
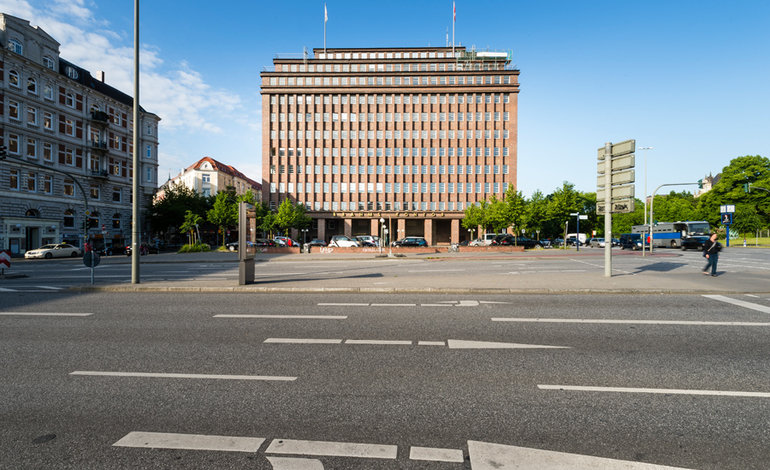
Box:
left=597, top=169, right=635, bottom=186
left=721, top=213, right=733, bottom=225
left=720, top=205, right=735, bottom=213
left=597, top=199, right=635, bottom=214
left=596, top=184, right=635, bottom=202
left=597, top=155, right=635, bottom=174
left=597, top=139, right=635, bottom=160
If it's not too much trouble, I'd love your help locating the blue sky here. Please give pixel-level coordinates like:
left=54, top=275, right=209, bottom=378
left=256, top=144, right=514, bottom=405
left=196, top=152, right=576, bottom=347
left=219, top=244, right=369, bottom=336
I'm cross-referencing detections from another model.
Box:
left=4, top=0, right=769, bottom=198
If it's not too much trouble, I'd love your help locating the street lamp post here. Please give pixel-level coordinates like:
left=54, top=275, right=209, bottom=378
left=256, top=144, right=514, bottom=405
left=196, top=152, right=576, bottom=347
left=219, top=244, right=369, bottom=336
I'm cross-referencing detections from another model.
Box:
left=379, top=218, right=385, bottom=254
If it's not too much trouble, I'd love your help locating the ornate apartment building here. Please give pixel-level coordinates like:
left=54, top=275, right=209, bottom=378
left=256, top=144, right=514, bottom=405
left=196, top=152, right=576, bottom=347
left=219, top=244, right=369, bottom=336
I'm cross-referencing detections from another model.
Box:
left=160, top=156, right=261, bottom=199
left=0, top=14, right=159, bottom=255
left=261, top=46, right=519, bottom=244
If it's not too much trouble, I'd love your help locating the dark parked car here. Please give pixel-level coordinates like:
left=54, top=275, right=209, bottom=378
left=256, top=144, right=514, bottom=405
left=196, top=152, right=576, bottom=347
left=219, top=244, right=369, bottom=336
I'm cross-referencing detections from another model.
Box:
left=392, top=237, right=428, bottom=247
left=681, top=235, right=709, bottom=251
left=307, top=239, right=327, bottom=247
left=491, top=234, right=538, bottom=248
left=619, top=233, right=642, bottom=250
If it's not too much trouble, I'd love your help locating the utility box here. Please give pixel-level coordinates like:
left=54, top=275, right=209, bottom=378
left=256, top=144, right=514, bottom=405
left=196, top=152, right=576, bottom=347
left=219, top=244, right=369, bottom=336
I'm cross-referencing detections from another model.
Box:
left=238, top=202, right=256, bottom=285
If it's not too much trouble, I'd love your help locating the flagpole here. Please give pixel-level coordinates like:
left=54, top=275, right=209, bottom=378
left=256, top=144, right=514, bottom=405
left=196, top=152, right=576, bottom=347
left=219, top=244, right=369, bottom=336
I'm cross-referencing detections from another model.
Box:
left=452, top=1, right=455, bottom=54
left=323, top=3, right=327, bottom=53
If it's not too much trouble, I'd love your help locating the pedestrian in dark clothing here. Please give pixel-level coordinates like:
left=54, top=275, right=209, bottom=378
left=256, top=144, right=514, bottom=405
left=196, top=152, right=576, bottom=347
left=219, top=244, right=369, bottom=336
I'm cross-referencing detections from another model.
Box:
left=702, top=233, right=721, bottom=276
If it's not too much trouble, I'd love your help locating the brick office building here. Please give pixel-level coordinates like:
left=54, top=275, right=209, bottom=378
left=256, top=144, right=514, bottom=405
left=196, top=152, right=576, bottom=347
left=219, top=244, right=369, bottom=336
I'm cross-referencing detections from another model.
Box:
left=261, top=46, right=518, bottom=245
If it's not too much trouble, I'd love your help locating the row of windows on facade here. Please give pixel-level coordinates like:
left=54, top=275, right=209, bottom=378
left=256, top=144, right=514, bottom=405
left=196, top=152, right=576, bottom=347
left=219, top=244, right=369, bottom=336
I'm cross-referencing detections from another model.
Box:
left=270, top=93, right=512, bottom=106
left=270, top=129, right=512, bottom=143
left=58, top=209, right=125, bottom=229
left=7, top=68, right=156, bottom=136
left=283, top=51, right=500, bottom=65
left=271, top=111, right=510, bottom=126
left=267, top=74, right=512, bottom=87
left=7, top=100, right=155, bottom=151
left=270, top=143, right=511, bottom=158
left=271, top=163, right=510, bottom=176
left=7, top=38, right=57, bottom=68
left=7, top=169, right=130, bottom=199
left=3, top=133, right=153, bottom=173
left=269, top=199, right=493, bottom=213
left=270, top=181, right=509, bottom=196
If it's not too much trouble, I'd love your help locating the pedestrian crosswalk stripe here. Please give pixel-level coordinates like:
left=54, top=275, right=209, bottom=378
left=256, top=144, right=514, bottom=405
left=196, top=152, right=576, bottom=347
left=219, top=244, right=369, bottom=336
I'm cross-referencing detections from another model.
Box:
left=703, top=294, right=770, bottom=314
left=409, top=446, right=464, bottom=462
left=113, top=431, right=264, bottom=453
left=265, top=438, right=397, bottom=459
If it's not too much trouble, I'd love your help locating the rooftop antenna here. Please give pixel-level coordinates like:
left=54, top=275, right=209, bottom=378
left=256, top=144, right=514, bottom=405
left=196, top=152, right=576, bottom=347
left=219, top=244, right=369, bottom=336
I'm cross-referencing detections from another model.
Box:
left=446, top=27, right=449, bottom=47
left=303, top=46, right=308, bottom=65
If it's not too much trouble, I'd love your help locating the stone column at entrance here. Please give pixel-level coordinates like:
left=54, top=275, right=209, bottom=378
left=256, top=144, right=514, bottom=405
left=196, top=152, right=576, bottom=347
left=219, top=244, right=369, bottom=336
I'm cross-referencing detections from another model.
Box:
left=370, top=218, right=379, bottom=237
left=397, top=218, right=406, bottom=240
left=424, top=218, right=433, bottom=246
left=317, top=218, right=326, bottom=242
left=343, top=218, right=352, bottom=237
left=451, top=219, right=460, bottom=244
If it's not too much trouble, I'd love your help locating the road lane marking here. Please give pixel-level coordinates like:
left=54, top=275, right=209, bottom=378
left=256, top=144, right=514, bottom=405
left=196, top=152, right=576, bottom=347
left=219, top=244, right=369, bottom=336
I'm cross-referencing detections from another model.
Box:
left=265, top=438, right=397, bottom=459
left=538, top=384, right=770, bottom=398
left=265, top=338, right=343, bottom=344
left=265, top=338, right=568, bottom=349
left=0, top=287, right=17, bottom=292
left=703, top=294, right=770, bottom=314
left=345, top=339, right=413, bottom=345
left=214, top=315, right=347, bottom=320
left=746, top=294, right=760, bottom=298
left=113, top=431, right=264, bottom=453
left=70, top=371, right=296, bottom=381
left=468, top=440, right=692, bottom=469
left=318, top=303, right=369, bottom=306
left=491, top=318, right=770, bottom=326
left=447, top=339, right=570, bottom=349
left=370, top=303, right=416, bottom=306
left=0, top=312, right=93, bottom=317
left=407, top=269, right=465, bottom=273
left=267, top=456, right=324, bottom=469
left=35, top=286, right=63, bottom=290
left=409, top=446, right=464, bottom=462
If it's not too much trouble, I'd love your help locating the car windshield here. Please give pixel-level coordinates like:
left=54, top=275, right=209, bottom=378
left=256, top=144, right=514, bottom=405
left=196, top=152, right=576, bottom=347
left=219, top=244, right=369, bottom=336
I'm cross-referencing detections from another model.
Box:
left=38, top=245, right=57, bottom=249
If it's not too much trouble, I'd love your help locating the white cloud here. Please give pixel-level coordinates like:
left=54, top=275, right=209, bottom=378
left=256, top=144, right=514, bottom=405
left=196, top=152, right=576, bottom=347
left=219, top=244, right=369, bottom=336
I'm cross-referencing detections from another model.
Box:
left=9, top=1, right=246, bottom=135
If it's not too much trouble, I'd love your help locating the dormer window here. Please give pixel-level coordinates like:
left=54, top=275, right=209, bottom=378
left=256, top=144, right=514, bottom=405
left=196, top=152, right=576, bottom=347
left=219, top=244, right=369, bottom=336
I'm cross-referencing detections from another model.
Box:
left=8, top=38, right=22, bottom=54
left=43, top=56, right=55, bottom=70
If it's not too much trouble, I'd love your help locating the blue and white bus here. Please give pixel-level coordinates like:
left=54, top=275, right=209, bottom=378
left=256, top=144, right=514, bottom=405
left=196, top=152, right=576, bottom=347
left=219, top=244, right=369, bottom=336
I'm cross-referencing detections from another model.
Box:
left=631, top=221, right=711, bottom=248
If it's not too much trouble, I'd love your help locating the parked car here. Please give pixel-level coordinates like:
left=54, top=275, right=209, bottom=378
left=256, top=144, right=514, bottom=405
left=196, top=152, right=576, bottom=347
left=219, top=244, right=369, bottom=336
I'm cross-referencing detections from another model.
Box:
left=392, top=237, right=428, bottom=247
left=24, top=243, right=81, bottom=259
left=681, top=235, right=710, bottom=251
left=565, top=237, right=583, bottom=247
left=619, top=233, right=642, bottom=250
left=468, top=238, right=485, bottom=247
left=328, top=235, right=360, bottom=247
left=355, top=235, right=378, bottom=247
left=589, top=238, right=606, bottom=248
left=553, top=238, right=565, bottom=247
left=490, top=234, right=538, bottom=249
left=611, top=238, right=621, bottom=247
left=274, top=236, right=299, bottom=247
left=307, top=239, right=327, bottom=247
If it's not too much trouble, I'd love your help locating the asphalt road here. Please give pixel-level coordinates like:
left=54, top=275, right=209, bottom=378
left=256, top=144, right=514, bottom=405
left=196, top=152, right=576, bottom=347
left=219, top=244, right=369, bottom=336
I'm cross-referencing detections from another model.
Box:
left=2, top=292, right=770, bottom=469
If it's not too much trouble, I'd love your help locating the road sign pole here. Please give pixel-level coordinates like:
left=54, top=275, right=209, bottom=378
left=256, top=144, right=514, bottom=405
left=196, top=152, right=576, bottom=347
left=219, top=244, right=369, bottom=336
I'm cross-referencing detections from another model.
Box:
left=604, top=143, right=612, bottom=277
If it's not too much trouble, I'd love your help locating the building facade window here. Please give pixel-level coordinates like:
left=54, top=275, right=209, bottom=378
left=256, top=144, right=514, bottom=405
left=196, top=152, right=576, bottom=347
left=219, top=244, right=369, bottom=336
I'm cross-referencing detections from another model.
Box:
left=64, top=179, right=75, bottom=196
left=90, top=184, right=100, bottom=199
left=9, top=169, right=20, bottom=190
left=26, top=172, right=37, bottom=192
left=8, top=38, right=23, bottom=54
left=63, top=210, right=75, bottom=228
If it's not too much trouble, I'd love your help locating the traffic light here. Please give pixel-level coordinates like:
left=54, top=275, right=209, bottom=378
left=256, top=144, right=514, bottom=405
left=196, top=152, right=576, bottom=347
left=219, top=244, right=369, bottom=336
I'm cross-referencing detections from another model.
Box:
left=743, top=183, right=751, bottom=193
left=0, top=145, right=7, bottom=160
left=697, top=179, right=703, bottom=189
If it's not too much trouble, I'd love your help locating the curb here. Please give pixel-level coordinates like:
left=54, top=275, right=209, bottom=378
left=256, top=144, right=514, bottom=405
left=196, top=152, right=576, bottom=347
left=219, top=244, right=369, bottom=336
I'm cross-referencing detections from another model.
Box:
left=66, top=285, right=770, bottom=295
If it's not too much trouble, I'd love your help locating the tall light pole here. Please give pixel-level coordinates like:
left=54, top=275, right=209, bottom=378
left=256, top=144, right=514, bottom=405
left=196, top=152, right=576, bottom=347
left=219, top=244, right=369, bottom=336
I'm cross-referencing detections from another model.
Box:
left=131, top=0, right=141, bottom=284
left=379, top=217, right=385, bottom=254
left=638, top=147, right=653, bottom=256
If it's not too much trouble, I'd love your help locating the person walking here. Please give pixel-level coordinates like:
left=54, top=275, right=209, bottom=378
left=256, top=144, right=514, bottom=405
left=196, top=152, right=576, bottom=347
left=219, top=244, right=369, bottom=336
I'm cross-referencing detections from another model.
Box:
left=702, top=233, right=722, bottom=276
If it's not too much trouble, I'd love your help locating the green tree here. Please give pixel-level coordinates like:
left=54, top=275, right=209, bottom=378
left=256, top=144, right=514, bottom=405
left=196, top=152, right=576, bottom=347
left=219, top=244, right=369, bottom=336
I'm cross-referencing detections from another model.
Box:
left=461, top=202, right=487, bottom=236
left=524, top=190, right=548, bottom=238
left=206, top=191, right=238, bottom=248
left=697, top=155, right=770, bottom=227
left=150, top=183, right=210, bottom=236
left=179, top=210, right=203, bottom=245
left=486, top=195, right=509, bottom=233
left=546, top=182, right=582, bottom=237
left=274, top=199, right=312, bottom=237
left=504, top=186, right=527, bottom=234
left=732, top=203, right=765, bottom=235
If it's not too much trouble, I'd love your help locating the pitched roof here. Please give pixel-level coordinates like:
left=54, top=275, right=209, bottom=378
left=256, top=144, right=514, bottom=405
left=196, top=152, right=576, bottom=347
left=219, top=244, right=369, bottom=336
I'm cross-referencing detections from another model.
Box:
left=185, top=156, right=261, bottom=189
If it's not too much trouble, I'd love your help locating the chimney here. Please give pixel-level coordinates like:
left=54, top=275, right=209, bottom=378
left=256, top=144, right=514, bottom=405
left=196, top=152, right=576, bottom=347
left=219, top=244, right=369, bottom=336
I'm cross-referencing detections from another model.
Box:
left=96, top=71, right=105, bottom=82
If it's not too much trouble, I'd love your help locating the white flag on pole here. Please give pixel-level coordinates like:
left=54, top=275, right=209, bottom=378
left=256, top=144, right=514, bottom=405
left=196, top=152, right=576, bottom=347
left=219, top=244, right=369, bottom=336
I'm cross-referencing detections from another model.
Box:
left=324, top=4, right=328, bottom=23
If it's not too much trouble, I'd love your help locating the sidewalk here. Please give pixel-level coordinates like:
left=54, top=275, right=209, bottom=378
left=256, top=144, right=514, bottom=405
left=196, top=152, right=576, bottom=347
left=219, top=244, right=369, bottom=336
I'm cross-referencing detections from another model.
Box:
left=69, top=247, right=770, bottom=295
